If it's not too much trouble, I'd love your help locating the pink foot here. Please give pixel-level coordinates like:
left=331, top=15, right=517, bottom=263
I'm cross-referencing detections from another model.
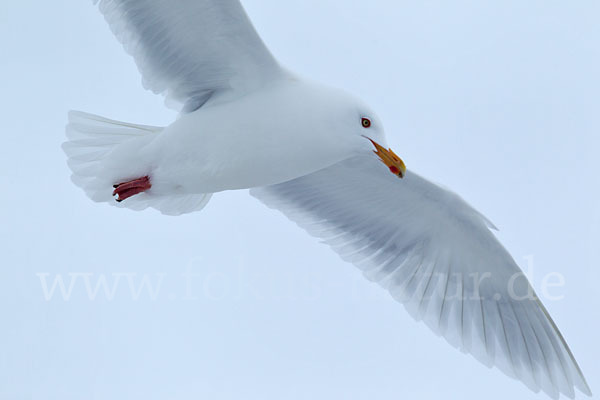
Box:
left=112, top=176, right=151, bottom=202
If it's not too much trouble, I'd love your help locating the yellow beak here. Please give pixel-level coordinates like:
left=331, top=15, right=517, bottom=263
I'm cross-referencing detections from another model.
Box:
left=364, top=136, right=407, bottom=178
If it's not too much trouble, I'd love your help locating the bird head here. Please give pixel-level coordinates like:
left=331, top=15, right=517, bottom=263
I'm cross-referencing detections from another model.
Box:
left=304, top=83, right=407, bottom=178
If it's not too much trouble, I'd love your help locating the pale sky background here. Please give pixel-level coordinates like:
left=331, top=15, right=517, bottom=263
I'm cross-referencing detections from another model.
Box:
left=0, top=1, right=598, bottom=399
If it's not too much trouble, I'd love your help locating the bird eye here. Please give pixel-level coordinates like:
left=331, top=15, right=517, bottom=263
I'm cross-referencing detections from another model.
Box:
left=361, top=118, right=371, bottom=128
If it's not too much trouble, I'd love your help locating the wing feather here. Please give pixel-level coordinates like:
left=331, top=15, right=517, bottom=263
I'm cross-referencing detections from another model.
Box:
left=251, top=154, right=591, bottom=399
left=94, top=0, right=282, bottom=111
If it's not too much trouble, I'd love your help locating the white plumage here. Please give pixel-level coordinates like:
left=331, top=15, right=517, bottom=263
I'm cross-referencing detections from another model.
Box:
left=251, top=155, right=591, bottom=399
left=63, top=1, right=591, bottom=398
left=95, top=0, right=281, bottom=111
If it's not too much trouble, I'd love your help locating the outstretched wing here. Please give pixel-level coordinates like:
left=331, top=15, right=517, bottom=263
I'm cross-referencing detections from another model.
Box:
left=94, top=0, right=283, bottom=111
left=251, top=154, right=591, bottom=399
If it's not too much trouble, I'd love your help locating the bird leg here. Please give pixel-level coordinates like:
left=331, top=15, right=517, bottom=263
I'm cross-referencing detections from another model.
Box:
left=112, top=176, right=152, bottom=202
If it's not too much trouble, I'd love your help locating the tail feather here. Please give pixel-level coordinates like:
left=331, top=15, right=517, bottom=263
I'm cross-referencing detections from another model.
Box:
left=63, top=111, right=212, bottom=216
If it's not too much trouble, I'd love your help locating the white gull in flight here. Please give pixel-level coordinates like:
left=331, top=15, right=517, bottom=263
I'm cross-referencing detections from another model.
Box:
left=63, top=1, right=591, bottom=398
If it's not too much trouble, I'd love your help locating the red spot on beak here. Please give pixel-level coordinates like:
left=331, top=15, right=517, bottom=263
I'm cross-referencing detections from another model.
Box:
left=389, top=165, right=400, bottom=175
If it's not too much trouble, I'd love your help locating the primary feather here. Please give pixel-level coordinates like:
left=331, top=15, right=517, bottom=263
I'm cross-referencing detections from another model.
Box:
left=251, top=155, right=592, bottom=399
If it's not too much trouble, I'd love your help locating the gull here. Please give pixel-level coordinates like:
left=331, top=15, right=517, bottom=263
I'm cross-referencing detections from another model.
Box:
left=63, top=1, right=591, bottom=398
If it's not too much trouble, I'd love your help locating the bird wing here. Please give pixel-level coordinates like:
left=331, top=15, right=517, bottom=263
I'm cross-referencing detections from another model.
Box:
left=250, top=154, right=591, bottom=399
left=93, top=0, right=283, bottom=112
